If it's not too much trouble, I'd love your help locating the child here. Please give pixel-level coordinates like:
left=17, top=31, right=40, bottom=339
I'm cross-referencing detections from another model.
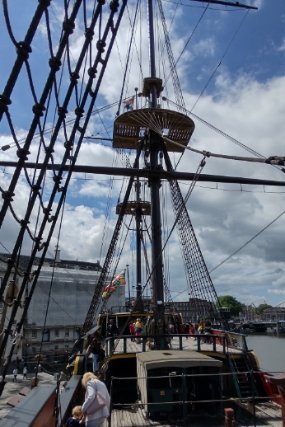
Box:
left=66, top=405, right=84, bottom=427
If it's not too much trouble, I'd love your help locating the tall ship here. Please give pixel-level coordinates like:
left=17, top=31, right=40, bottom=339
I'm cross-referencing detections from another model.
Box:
left=0, top=1, right=284, bottom=426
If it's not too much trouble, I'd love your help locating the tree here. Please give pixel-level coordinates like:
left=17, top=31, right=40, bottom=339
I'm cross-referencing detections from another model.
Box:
left=255, top=303, right=272, bottom=315
left=218, top=295, right=243, bottom=317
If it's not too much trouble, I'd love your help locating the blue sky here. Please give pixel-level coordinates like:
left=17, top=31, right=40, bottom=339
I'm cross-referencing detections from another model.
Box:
left=0, top=0, right=285, bottom=308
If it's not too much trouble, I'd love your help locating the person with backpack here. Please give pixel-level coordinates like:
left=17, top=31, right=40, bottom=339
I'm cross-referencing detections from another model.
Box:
left=81, top=372, right=110, bottom=427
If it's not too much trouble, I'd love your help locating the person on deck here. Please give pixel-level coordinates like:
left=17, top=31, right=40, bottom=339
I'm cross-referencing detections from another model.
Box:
left=129, top=322, right=135, bottom=341
left=135, top=318, right=143, bottom=343
left=106, top=320, right=118, bottom=337
left=87, top=337, right=102, bottom=373
left=81, top=372, right=110, bottom=427
left=23, top=365, right=28, bottom=380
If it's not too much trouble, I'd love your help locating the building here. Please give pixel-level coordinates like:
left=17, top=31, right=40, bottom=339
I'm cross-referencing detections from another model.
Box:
left=0, top=253, right=125, bottom=369
left=262, top=306, right=285, bottom=322
left=174, top=298, right=217, bottom=324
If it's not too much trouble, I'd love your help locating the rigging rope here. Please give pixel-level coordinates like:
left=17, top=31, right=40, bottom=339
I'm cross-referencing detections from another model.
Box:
left=191, top=10, right=249, bottom=112
left=210, top=209, right=285, bottom=274
left=163, top=97, right=285, bottom=169
left=0, top=0, right=128, bottom=383
left=116, top=1, right=140, bottom=117
left=162, top=1, right=209, bottom=94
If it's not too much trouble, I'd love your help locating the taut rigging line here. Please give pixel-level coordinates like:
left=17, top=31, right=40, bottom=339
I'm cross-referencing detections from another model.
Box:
left=164, top=97, right=285, bottom=171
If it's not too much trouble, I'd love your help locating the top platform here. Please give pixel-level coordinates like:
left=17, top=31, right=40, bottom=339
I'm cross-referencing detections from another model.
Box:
left=113, top=108, right=195, bottom=153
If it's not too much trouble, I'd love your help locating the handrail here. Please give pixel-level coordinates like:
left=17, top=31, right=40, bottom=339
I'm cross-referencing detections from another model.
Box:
left=104, top=333, right=230, bottom=357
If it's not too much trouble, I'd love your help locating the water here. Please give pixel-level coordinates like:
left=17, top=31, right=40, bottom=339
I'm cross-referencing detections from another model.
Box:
left=246, top=333, right=285, bottom=372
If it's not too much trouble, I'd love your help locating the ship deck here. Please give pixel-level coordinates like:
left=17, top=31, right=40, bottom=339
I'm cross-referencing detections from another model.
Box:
left=0, top=370, right=283, bottom=426
left=110, top=402, right=283, bottom=426
left=0, top=334, right=283, bottom=426
left=106, top=334, right=283, bottom=426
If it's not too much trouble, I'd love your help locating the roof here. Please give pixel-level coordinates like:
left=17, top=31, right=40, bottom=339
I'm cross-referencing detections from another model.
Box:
left=0, top=253, right=102, bottom=272
left=136, top=350, right=222, bottom=370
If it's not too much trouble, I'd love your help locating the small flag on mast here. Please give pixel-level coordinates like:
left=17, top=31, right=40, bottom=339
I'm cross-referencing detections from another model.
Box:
left=102, top=271, right=126, bottom=300
left=123, top=96, right=134, bottom=111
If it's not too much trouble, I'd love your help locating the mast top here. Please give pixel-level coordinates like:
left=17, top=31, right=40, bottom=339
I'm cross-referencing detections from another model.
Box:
left=142, top=78, right=163, bottom=98
left=113, top=108, right=195, bottom=153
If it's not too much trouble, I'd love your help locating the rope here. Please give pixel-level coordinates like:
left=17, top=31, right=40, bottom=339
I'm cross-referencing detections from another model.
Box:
left=141, top=155, right=206, bottom=298
left=163, top=97, right=285, bottom=169
left=116, top=1, right=140, bottom=117
left=35, top=196, right=66, bottom=380
left=163, top=1, right=209, bottom=95
left=0, top=0, right=129, bottom=382
left=157, top=0, right=186, bottom=111
left=210, top=209, right=285, bottom=274
left=191, top=10, right=249, bottom=111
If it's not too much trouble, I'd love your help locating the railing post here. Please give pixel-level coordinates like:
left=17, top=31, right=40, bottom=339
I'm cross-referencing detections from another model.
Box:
left=182, top=372, right=187, bottom=424
left=110, top=337, right=115, bottom=354
left=197, top=335, right=201, bottom=351
left=105, top=338, right=109, bottom=356
left=213, top=335, right=216, bottom=352
left=223, top=336, right=226, bottom=354
left=109, top=378, right=114, bottom=427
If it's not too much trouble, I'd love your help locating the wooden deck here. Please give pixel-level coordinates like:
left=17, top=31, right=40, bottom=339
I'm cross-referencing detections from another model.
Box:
left=107, top=334, right=283, bottom=426
left=0, top=335, right=282, bottom=426
left=110, top=402, right=283, bottom=426
left=0, top=370, right=282, bottom=426
left=111, top=406, right=177, bottom=426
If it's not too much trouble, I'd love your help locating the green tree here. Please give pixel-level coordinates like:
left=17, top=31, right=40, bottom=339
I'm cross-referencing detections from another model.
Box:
left=218, top=295, right=243, bottom=317
left=255, top=303, right=272, bottom=315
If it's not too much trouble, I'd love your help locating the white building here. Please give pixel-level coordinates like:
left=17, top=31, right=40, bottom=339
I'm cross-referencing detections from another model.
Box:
left=0, top=253, right=125, bottom=369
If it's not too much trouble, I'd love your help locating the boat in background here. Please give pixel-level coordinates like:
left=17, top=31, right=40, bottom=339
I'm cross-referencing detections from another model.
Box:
left=274, top=320, right=285, bottom=336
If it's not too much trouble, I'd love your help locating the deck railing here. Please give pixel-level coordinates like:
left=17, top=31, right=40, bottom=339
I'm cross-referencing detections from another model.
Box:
left=104, top=331, right=249, bottom=357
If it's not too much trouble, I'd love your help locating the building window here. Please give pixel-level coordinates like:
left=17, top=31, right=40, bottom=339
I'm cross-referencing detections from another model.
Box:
left=42, top=329, right=50, bottom=342
left=65, top=330, right=69, bottom=337
left=55, top=329, right=59, bottom=338
left=32, top=330, right=37, bottom=339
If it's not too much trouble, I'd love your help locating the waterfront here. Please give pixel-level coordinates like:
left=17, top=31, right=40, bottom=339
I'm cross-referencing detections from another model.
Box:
left=246, top=333, right=285, bottom=372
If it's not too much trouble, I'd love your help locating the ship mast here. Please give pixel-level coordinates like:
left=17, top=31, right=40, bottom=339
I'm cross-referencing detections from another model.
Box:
left=85, top=0, right=259, bottom=333
left=144, top=0, right=258, bottom=329
left=147, top=0, right=165, bottom=327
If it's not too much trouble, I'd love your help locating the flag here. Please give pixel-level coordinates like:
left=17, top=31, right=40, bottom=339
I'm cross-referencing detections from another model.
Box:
left=102, top=271, right=126, bottom=300
left=112, top=271, right=126, bottom=287
left=123, top=96, right=134, bottom=111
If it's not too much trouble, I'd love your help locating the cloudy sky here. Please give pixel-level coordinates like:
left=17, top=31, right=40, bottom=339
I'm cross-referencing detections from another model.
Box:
left=0, top=0, right=285, bottom=308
